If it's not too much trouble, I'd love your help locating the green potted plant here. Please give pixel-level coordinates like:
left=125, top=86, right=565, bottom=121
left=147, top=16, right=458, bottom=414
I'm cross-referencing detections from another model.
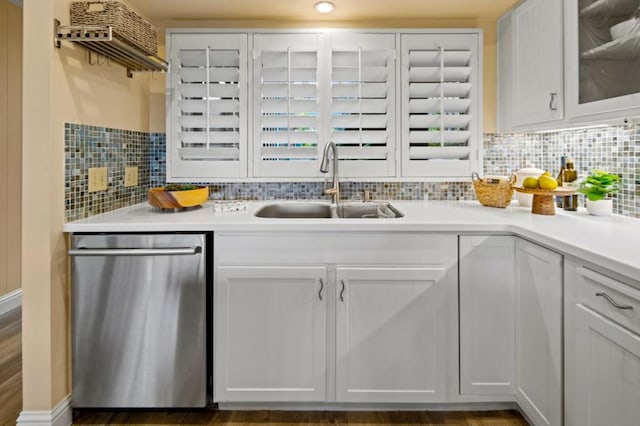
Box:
left=577, top=170, right=620, bottom=216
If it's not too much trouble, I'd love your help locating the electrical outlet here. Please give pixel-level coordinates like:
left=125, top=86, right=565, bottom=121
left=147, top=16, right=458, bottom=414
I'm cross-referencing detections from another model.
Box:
left=88, top=167, right=108, bottom=192
left=124, top=166, right=138, bottom=187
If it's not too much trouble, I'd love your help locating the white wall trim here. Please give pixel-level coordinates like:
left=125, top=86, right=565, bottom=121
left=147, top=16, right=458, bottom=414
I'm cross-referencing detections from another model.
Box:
left=16, top=396, right=72, bottom=426
left=0, top=288, right=22, bottom=316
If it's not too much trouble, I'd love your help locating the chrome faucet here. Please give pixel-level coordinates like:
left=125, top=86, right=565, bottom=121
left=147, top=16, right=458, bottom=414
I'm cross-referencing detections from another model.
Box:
left=320, top=142, right=340, bottom=204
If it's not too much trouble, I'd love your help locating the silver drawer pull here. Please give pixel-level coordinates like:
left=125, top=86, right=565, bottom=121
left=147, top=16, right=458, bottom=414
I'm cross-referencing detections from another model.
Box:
left=596, top=292, right=634, bottom=310
left=340, top=280, right=346, bottom=302
left=318, top=278, right=324, bottom=301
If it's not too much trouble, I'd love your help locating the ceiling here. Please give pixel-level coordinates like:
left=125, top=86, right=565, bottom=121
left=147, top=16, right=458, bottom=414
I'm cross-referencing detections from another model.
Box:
left=127, top=0, right=520, bottom=23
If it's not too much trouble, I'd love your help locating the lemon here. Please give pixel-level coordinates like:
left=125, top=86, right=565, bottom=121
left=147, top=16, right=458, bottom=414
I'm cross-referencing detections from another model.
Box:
left=540, top=171, right=552, bottom=177
left=523, top=177, right=539, bottom=189
left=539, top=175, right=559, bottom=190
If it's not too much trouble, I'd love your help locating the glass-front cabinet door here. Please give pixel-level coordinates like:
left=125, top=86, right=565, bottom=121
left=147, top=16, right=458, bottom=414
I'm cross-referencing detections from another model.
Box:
left=565, top=0, right=640, bottom=118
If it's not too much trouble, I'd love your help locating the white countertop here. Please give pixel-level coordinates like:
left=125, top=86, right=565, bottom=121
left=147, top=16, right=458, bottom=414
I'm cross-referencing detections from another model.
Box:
left=64, top=200, right=640, bottom=282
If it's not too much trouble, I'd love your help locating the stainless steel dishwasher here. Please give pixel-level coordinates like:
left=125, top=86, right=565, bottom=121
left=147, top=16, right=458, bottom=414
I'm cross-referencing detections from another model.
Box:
left=69, top=233, right=210, bottom=408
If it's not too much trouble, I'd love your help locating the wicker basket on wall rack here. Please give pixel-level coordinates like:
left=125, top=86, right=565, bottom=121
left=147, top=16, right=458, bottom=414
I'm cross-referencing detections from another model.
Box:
left=472, top=172, right=516, bottom=208
left=70, top=1, right=158, bottom=54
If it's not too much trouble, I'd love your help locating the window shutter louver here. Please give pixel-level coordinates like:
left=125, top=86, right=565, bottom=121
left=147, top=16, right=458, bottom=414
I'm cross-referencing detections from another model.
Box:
left=168, top=34, right=248, bottom=180
left=329, top=34, right=396, bottom=177
left=253, top=34, right=324, bottom=178
left=401, top=34, right=480, bottom=179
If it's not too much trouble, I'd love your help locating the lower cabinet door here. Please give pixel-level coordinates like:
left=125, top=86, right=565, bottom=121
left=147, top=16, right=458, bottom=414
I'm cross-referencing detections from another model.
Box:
left=572, top=304, right=640, bottom=426
left=459, top=235, right=515, bottom=396
left=335, top=266, right=447, bottom=403
left=515, top=239, right=562, bottom=426
left=214, top=266, right=327, bottom=402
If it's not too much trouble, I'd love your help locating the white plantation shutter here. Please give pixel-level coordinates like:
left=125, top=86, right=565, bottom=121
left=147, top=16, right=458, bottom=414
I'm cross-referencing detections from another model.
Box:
left=168, top=33, right=248, bottom=180
left=253, top=34, right=325, bottom=178
left=330, top=33, right=396, bottom=177
left=401, top=34, right=480, bottom=178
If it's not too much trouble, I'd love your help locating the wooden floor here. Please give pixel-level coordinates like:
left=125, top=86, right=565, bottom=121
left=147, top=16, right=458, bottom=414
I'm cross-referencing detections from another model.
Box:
left=0, top=308, right=528, bottom=425
left=0, top=307, right=22, bottom=426
left=72, top=410, right=528, bottom=425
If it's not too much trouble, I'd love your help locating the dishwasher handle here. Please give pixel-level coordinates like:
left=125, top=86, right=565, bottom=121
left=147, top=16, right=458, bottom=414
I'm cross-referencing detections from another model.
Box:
left=68, top=246, right=202, bottom=257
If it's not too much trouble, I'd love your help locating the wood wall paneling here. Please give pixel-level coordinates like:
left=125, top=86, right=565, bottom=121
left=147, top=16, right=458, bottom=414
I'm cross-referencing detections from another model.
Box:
left=0, top=0, right=9, bottom=298
left=6, top=1, right=21, bottom=294
left=0, top=0, right=22, bottom=297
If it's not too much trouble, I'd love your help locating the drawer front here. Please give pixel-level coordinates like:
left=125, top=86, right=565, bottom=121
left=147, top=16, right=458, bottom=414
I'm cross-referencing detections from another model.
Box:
left=575, top=266, right=640, bottom=335
left=215, top=232, right=457, bottom=266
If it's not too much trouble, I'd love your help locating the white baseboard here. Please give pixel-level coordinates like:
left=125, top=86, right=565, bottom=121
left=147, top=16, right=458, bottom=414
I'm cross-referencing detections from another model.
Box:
left=17, top=396, right=72, bottom=426
left=0, top=289, right=22, bottom=316
left=218, top=401, right=519, bottom=411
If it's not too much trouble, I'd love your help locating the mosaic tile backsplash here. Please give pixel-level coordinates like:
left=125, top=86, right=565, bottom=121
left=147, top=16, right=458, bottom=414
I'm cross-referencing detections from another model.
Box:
left=65, top=123, right=640, bottom=221
left=65, top=124, right=151, bottom=221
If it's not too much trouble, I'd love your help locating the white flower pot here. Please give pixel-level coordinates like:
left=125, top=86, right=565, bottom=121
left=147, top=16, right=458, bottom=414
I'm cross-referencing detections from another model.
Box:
left=586, top=198, right=613, bottom=216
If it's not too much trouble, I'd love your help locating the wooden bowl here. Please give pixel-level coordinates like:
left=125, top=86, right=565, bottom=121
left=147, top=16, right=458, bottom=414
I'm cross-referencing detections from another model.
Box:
left=147, top=186, right=209, bottom=209
left=514, top=187, right=576, bottom=215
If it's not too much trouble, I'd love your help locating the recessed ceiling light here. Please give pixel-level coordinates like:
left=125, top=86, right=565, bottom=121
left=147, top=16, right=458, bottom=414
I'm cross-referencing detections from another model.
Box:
left=314, top=1, right=335, bottom=13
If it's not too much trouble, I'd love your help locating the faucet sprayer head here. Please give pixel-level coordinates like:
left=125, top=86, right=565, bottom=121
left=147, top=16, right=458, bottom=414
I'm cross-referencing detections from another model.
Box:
left=320, top=142, right=335, bottom=173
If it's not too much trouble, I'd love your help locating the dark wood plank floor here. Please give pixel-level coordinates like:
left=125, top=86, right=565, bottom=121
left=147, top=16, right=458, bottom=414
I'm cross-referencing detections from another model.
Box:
left=0, top=306, right=528, bottom=425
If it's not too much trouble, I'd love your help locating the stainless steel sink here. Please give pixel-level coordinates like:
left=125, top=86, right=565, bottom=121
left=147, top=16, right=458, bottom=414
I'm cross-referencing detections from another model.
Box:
left=337, top=202, right=404, bottom=219
left=254, top=202, right=403, bottom=219
left=254, top=203, right=333, bottom=218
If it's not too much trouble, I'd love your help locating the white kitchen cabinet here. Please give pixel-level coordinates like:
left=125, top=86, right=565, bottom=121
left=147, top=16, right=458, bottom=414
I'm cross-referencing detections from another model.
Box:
left=515, top=239, right=562, bottom=426
left=564, top=0, right=640, bottom=121
left=335, top=267, right=448, bottom=403
left=571, top=305, right=640, bottom=425
left=459, top=236, right=515, bottom=396
left=214, top=266, right=327, bottom=402
left=214, top=232, right=458, bottom=404
left=497, top=0, right=564, bottom=131
left=564, top=261, right=640, bottom=426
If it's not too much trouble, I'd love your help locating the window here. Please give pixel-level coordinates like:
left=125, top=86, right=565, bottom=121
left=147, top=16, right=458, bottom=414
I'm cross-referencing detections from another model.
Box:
left=166, top=30, right=482, bottom=182
left=167, top=33, right=248, bottom=180
left=253, top=33, right=324, bottom=178
left=329, top=33, right=396, bottom=177
left=401, top=33, right=481, bottom=179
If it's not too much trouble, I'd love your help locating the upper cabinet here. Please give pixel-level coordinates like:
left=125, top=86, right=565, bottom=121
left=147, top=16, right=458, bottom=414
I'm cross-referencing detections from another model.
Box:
left=564, top=0, right=640, bottom=120
left=497, top=0, right=564, bottom=132
left=166, top=30, right=483, bottom=182
left=499, top=0, right=640, bottom=132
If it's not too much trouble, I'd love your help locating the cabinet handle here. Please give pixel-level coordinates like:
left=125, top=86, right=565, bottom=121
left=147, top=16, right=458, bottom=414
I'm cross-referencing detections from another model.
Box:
left=340, top=280, right=346, bottom=302
left=596, top=292, right=633, bottom=310
left=68, top=246, right=201, bottom=256
left=549, top=92, right=558, bottom=111
left=318, top=278, right=324, bottom=301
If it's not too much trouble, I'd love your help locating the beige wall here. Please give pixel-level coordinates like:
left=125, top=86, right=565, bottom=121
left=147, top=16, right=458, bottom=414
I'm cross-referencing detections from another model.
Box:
left=22, top=0, right=151, bottom=411
left=149, top=18, right=498, bottom=133
left=0, top=0, right=22, bottom=298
